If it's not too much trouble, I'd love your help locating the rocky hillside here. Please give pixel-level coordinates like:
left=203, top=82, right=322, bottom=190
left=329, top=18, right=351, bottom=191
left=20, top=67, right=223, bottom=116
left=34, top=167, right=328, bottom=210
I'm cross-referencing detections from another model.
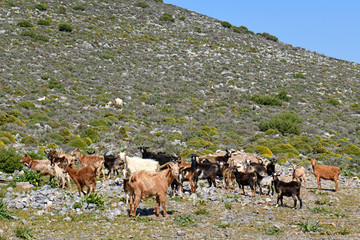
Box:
left=0, top=0, right=360, bottom=170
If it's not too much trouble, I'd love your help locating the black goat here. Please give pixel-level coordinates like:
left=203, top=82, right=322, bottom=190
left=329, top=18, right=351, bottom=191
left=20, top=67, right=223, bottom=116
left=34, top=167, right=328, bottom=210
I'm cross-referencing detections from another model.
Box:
left=44, top=149, right=67, bottom=166
left=104, top=153, right=125, bottom=177
left=273, top=173, right=302, bottom=209
left=190, top=154, right=218, bottom=190
left=138, top=146, right=177, bottom=165
left=233, top=167, right=257, bottom=197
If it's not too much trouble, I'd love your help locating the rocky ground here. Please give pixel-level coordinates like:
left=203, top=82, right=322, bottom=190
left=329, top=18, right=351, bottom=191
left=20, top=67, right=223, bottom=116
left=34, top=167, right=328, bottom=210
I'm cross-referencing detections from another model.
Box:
left=1, top=164, right=360, bottom=239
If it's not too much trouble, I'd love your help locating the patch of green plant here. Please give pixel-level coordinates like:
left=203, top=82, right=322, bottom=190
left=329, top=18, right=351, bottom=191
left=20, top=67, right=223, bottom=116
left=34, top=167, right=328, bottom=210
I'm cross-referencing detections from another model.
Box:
left=224, top=201, right=232, bottom=210
left=297, top=219, right=320, bottom=232
left=194, top=208, right=209, bottom=215
left=29, top=111, right=49, bottom=123
left=18, top=100, right=35, bottom=109
left=159, top=13, right=175, bottom=22
left=0, top=200, right=13, bottom=220
left=314, top=200, right=330, bottom=206
left=15, top=226, right=34, bottom=240
left=327, top=98, right=340, bottom=106
left=251, top=94, right=282, bottom=106
left=17, top=20, right=33, bottom=28
left=72, top=4, right=85, bottom=11
left=259, top=111, right=302, bottom=135
left=37, top=19, right=51, bottom=26
left=0, top=146, right=22, bottom=173
left=67, top=138, right=88, bottom=150
left=34, top=3, right=47, bottom=11
left=99, top=54, right=114, bottom=60
left=135, top=2, right=149, bottom=8
left=334, top=228, right=350, bottom=235
left=308, top=206, right=331, bottom=214
left=232, top=25, right=254, bottom=34
left=257, top=32, right=278, bottom=41
left=186, top=137, right=213, bottom=149
left=293, top=73, right=306, bottom=79
left=340, top=168, right=353, bottom=177
left=201, top=126, right=218, bottom=136
left=0, top=131, right=16, bottom=143
left=276, top=90, right=291, bottom=101
left=179, top=16, right=185, bottom=21
left=219, top=21, right=232, bottom=28
left=20, top=136, right=38, bottom=145
left=309, top=190, right=329, bottom=196
left=255, top=145, right=273, bottom=158
left=59, top=23, right=73, bottom=32
left=173, top=215, right=196, bottom=227
left=171, top=196, right=184, bottom=202
left=264, top=226, right=283, bottom=235
left=340, top=144, right=360, bottom=156
left=334, top=212, right=347, bottom=218
left=16, top=169, right=44, bottom=187
left=73, top=193, right=106, bottom=210
left=81, top=128, right=100, bottom=143
left=216, top=222, right=230, bottom=228
left=271, top=144, right=299, bottom=157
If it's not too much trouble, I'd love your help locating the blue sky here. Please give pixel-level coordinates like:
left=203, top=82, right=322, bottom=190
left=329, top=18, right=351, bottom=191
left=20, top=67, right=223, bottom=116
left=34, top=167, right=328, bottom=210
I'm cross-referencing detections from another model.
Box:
left=164, top=0, right=360, bottom=64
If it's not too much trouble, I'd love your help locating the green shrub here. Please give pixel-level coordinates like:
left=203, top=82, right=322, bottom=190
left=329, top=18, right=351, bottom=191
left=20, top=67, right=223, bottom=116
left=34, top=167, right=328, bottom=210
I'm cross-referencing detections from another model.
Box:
left=224, top=201, right=232, bottom=210
left=59, top=127, right=71, bottom=137
left=17, top=20, right=33, bottom=28
left=21, top=30, right=49, bottom=42
left=259, top=111, right=302, bottom=135
left=194, top=208, right=209, bottom=215
left=251, top=94, right=282, bottom=106
left=201, top=126, right=218, bottom=136
left=340, top=144, right=360, bottom=156
left=99, top=54, right=114, bottom=60
left=72, top=4, right=85, bottom=11
left=154, top=0, right=163, bottom=2
left=276, top=91, right=291, bottom=101
left=327, top=98, right=340, bottom=106
left=48, top=79, right=63, bottom=89
left=0, top=114, right=24, bottom=126
left=15, top=226, right=34, bottom=239
left=232, top=25, right=254, bottom=34
left=179, top=16, right=185, bottom=21
left=59, top=23, right=73, bottom=32
left=296, top=219, right=320, bottom=232
left=173, top=215, right=196, bottom=227
left=29, top=112, right=49, bottom=122
left=20, top=136, right=38, bottom=145
left=292, top=141, right=313, bottom=155
left=81, top=128, right=100, bottom=143
left=293, top=73, right=305, bottom=79
left=312, top=142, right=328, bottom=154
left=159, top=13, right=175, bottom=22
left=258, top=32, right=278, bottom=42
left=18, top=100, right=35, bottom=109
left=67, top=138, right=88, bottom=149
left=0, top=132, right=16, bottom=143
left=135, top=2, right=150, bottom=8
left=255, top=145, right=273, bottom=157
left=0, top=200, right=13, bottom=220
left=46, top=133, right=64, bottom=142
left=73, top=193, right=106, bottom=210
left=220, top=21, right=232, bottom=28
left=34, top=3, right=47, bottom=11
left=16, top=169, right=44, bottom=187
left=0, top=147, right=22, bottom=173
left=37, top=19, right=51, bottom=26
left=265, top=129, right=279, bottom=135
left=186, top=137, right=213, bottom=149
left=47, top=143, right=58, bottom=149
left=271, top=144, right=299, bottom=157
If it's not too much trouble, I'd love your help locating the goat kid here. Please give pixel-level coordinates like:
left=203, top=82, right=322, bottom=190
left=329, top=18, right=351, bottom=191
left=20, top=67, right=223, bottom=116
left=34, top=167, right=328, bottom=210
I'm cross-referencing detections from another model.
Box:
left=64, top=164, right=97, bottom=196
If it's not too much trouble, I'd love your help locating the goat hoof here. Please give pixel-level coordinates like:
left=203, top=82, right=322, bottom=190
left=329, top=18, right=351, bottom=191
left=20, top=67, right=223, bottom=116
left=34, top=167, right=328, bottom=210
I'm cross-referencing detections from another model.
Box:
left=275, top=204, right=279, bottom=207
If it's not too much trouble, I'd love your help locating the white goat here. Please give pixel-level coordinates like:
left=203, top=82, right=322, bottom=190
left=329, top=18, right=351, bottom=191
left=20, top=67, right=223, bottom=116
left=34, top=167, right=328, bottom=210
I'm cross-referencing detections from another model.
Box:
left=54, top=162, right=71, bottom=189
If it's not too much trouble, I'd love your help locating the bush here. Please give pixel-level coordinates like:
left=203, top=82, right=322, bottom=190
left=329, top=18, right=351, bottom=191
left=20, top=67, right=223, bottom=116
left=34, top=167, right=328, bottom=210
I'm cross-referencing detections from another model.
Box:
left=256, top=145, right=273, bottom=157
left=34, top=3, right=47, bottom=11
left=18, top=100, right=35, bottom=109
left=135, top=2, right=150, bottom=8
left=0, top=200, right=13, bottom=220
left=251, top=94, right=282, bottom=106
left=276, top=91, right=291, bottom=101
left=232, top=25, right=254, bottom=34
left=0, top=147, right=22, bottom=173
left=0, top=132, right=16, bottom=143
left=186, top=137, right=213, bottom=149
left=37, top=19, right=51, bottom=26
left=73, top=193, right=106, bottom=210
left=20, top=136, right=38, bottom=145
left=17, top=20, right=33, bottom=28
left=48, top=79, right=63, bottom=89
left=258, top=32, right=278, bottom=42
left=271, top=144, right=299, bottom=157
left=0, top=114, right=24, bottom=126
left=16, top=169, right=44, bottom=187
left=340, top=144, right=360, bottom=156
left=220, top=21, right=232, bottom=28
left=259, top=111, right=302, bottom=135
left=72, top=4, right=85, bottom=11
left=59, top=23, right=73, bottom=32
left=159, top=13, right=175, bottom=22
left=81, top=128, right=100, bottom=143
left=67, top=138, right=88, bottom=149
left=21, top=30, right=49, bottom=42
left=15, top=226, right=34, bottom=239
left=327, top=98, right=340, bottom=106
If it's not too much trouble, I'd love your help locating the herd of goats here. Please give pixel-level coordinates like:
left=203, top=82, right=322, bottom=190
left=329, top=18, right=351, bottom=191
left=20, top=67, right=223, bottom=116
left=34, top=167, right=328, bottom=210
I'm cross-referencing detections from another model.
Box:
left=19, top=147, right=341, bottom=217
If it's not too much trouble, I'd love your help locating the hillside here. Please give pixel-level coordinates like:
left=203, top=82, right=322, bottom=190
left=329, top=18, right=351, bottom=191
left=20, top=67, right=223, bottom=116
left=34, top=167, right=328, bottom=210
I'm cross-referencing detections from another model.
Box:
left=0, top=0, right=360, bottom=170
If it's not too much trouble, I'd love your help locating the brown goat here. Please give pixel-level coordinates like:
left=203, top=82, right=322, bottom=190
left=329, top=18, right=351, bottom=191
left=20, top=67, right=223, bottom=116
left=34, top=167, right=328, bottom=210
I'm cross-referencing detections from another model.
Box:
left=219, top=162, right=235, bottom=189
left=311, top=158, right=340, bottom=192
left=20, top=154, right=54, bottom=181
left=127, top=162, right=180, bottom=217
left=71, top=148, right=106, bottom=180
left=64, top=164, right=97, bottom=196
left=291, top=163, right=307, bottom=189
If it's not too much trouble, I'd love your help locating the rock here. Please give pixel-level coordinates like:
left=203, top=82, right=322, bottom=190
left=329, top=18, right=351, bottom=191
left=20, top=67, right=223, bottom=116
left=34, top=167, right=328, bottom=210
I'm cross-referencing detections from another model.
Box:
left=63, top=217, right=72, bottom=221
left=177, top=230, right=186, bottom=236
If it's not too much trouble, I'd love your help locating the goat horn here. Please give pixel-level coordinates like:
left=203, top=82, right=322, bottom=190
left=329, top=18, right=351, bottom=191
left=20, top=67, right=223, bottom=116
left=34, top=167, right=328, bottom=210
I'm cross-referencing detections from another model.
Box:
left=159, top=162, right=171, bottom=169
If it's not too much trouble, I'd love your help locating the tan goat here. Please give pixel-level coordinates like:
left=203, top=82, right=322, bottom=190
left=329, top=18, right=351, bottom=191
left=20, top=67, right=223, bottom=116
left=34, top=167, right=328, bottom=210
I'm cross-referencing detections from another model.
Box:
left=127, top=162, right=180, bottom=217
left=64, top=164, right=97, bottom=196
left=71, top=148, right=106, bottom=180
left=311, top=158, right=340, bottom=192
left=58, top=152, right=75, bottom=164
left=291, top=163, right=307, bottom=189
left=20, top=154, right=54, bottom=181
left=54, top=162, right=71, bottom=189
